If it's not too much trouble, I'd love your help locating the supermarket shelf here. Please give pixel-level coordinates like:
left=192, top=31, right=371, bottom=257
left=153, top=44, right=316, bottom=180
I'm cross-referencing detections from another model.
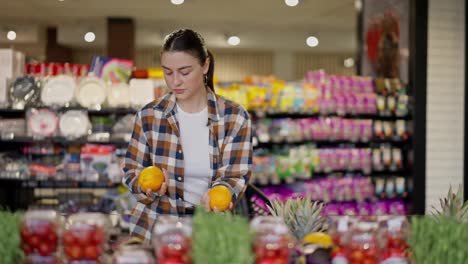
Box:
left=250, top=111, right=413, bottom=120
left=0, top=178, right=120, bottom=189
left=0, top=107, right=137, bottom=115
left=255, top=138, right=412, bottom=148
left=0, top=136, right=130, bottom=146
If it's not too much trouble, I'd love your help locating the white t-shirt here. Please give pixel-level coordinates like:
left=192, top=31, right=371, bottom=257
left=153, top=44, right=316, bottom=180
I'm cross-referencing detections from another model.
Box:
left=176, top=104, right=211, bottom=206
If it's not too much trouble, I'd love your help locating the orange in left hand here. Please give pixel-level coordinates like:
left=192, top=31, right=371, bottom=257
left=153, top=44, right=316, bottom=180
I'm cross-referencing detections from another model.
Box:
left=208, top=185, right=232, bottom=212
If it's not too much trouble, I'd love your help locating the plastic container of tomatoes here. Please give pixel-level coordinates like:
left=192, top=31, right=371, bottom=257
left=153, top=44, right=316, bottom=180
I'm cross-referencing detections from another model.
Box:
left=63, top=212, right=111, bottom=263
left=20, top=209, right=61, bottom=264
left=250, top=216, right=293, bottom=264
left=345, top=220, right=382, bottom=264
left=379, top=216, right=410, bottom=263
left=152, top=216, right=192, bottom=264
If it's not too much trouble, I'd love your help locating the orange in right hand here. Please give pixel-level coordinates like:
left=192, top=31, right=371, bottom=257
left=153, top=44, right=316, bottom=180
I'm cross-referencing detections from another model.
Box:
left=138, top=166, right=165, bottom=191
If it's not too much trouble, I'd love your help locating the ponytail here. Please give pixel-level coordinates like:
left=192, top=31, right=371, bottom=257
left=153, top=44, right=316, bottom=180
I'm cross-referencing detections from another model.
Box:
left=206, top=50, right=215, bottom=92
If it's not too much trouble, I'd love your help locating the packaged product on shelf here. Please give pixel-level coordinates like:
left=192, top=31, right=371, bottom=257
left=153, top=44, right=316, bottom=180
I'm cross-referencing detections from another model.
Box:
left=379, top=216, right=409, bottom=263
left=112, top=114, right=136, bottom=142
left=20, top=209, right=61, bottom=263
left=76, top=76, right=107, bottom=110
left=391, top=148, right=403, bottom=171
left=372, top=148, right=384, bottom=171
left=395, top=177, right=407, bottom=197
left=250, top=216, right=292, bottom=264
left=40, top=66, right=77, bottom=107
left=64, top=144, right=81, bottom=180
left=374, top=177, right=386, bottom=198
left=128, top=78, right=156, bottom=108
left=387, top=95, right=397, bottom=114
left=153, top=216, right=192, bottom=264
left=26, top=108, right=59, bottom=138
left=80, top=144, right=115, bottom=181
left=396, top=120, right=408, bottom=141
left=385, top=177, right=396, bottom=198
left=0, top=118, right=25, bottom=139
left=64, top=212, right=111, bottom=263
left=360, top=148, right=372, bottom=174
left=396, top=94, right=409, bottom=117
left=328, top=216, right=354, bottom=263
left=9, top=75, right=41, bottom=109
left=107, top=82, right=131, bottom=108
left=59, top=110, right=91, bottom=139
left=90, top=56, right=133, bottom=84
left=0, top=77, right=9, bottom=108
left=89, top=116, right=113, bottom=141
left=346, top=220, right=381, bottom=263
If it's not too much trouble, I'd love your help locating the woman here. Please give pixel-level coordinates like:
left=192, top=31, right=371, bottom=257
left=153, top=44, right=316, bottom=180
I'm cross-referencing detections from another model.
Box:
left=123, top=29, right=253, bottom=243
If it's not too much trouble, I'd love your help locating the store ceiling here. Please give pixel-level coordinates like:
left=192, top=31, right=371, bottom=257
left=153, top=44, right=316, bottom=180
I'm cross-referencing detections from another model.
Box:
left=0, top=0, right=358, bottom=52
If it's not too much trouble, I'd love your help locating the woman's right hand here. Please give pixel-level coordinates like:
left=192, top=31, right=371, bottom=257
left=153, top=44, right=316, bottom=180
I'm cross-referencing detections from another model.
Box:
left=144, top=168, right=169, bottom=197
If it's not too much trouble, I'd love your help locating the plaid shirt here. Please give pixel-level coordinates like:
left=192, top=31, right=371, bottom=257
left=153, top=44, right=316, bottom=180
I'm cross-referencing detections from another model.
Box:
left=123, top=90, right=252, bottom=243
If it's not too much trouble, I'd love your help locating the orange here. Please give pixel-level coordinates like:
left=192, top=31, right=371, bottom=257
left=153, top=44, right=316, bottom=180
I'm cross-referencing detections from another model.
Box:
left=208, top=185, right=232, bottom=211
left=138, top=166, right=165, bottom=191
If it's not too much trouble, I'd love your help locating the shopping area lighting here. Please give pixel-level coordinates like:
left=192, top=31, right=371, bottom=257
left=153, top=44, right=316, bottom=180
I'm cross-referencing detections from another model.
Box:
left=227, top=35, right=240, bottom=46
left=344, top=57, right=355, bottom=68
left=354, top=0, right=362, bottom=11
left=7, top=30, right=17, bottom=41
left=171, top=0, right=184, bottom=5
left=285, top=0, right=299, bottom=7
left=306, top=36, right=319, bottom=47
left=84, top=32, right=96, bottom=43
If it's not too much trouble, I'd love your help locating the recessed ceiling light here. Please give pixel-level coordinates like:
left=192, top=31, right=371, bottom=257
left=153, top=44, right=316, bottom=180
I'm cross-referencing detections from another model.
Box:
left=285, top=0, right=299, bottom=7
left=171, top=0, right=184, bottom=5
left=58, top=0, right=65, bottom=2
left=227, top=36, right=240, bottom=46
left=354, top=0, right=362, bottom=11
left=344, top=57, right=355, bottom=68
left=84, top=32, right=96, bottom=43
left=7, top=31, right=16, bottom=41
left=306, top=36, right=319, bottom=47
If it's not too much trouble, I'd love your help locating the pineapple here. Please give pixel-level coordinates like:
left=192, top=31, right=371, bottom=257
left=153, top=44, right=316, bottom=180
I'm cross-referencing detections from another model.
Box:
left=268, top=195, right=326, bottom=241
left=431, top=184, right=468, bottom=223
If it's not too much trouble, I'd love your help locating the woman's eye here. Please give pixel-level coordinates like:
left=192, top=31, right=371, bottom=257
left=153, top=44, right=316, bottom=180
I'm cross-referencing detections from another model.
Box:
left=165, top=71, right=173, bottom=76
left=181, top=71, right=190, bottom=76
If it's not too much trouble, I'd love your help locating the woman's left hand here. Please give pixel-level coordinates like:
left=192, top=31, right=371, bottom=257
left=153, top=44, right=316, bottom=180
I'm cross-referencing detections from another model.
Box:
left=201, top=191, right=233, bottom=213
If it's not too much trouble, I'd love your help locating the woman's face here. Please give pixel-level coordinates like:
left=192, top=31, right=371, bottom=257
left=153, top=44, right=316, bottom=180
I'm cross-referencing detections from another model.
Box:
left=161, top=51, right=209, bottom=101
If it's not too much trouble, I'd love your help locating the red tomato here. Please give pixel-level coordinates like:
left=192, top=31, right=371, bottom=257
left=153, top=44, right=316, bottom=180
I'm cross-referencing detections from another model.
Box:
left=91, top=228, right=105, bottom=245
left=63, top=230, right=77, bottom=247
left=47, top=232, right=58, bottom=246
left=65, top=245, right=82, bottom=260
left=362, top=257, right=378, bottom=264
left=349, top=249, right=365, bottom=262
left=27, top=235, right=40, bottom=249
left=38, top=243, right=53, bottom=256
left=161, top=244, right=185, bottom=258
left=83, top=245, right=101, bottom=260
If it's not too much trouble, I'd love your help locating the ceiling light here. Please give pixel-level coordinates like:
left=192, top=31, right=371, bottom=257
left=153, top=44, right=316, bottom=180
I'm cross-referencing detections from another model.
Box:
left=354, top=0, right=362, bottom=11
left=285, top=0, right=299, bottom=7
left=58, top=0, right=65, bottom=2
left=171, top=0, right=184, bottom=5
left=306, top=36, right=319, bottom=47
left=7, top=30, right=16, bottom=41
left=344, top=58, right=355, bottom=68
left=227, top=36, right=240, bottom=46
left=84, top=32, right=96, bottom=43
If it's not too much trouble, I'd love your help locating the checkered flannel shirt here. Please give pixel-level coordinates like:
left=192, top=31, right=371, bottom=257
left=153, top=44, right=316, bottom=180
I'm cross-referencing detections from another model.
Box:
left=123, top=90, right=253, bottom=243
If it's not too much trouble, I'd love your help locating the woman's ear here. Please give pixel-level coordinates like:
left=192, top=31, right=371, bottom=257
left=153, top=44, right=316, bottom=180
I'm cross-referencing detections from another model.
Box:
left=203, top=57, right=210, bottom=75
